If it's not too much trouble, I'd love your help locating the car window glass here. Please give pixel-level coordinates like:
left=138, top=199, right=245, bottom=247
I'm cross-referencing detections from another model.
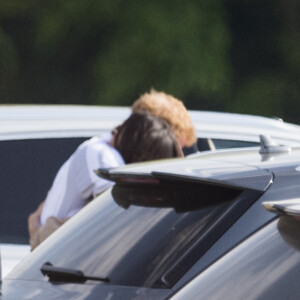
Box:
left=0, top=138, right=87, bottom=244
left=212, top=139, right=259, bottom=149
left=10, top=184, right=241, bottom=287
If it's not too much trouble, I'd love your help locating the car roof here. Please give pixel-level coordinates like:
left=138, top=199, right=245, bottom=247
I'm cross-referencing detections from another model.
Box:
left=1, top=105, right=300, bottom=145
left=189, top=110, right=300, bottom=145
left=98, top=145, right=300, bottom=192
left=0, top=104, right=131, bottom=140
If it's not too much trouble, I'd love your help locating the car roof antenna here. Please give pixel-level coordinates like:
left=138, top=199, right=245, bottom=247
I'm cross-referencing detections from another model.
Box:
left=259, top=134, right=291, bottom=155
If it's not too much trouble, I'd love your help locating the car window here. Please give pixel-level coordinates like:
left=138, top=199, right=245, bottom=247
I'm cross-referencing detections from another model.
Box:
left=10, top=181, right=260, bottom=288
left=211, top=139, right=259, bottom=149
left=0, top=137, right=87, bottom=244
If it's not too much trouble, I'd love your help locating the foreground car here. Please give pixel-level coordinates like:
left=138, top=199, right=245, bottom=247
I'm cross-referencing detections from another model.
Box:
left=2, top=137, right=300, bottom=299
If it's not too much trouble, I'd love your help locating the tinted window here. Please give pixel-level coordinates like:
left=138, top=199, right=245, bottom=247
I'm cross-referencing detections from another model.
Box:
left=212, top=139, right=259, bottom=149
left=0, top=138, right=87, bottom=243
left=10, top=182, right=257, bottom=288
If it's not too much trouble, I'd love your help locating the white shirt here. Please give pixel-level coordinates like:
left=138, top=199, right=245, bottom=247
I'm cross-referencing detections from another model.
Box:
left=40, top=134, right=124, bottom=225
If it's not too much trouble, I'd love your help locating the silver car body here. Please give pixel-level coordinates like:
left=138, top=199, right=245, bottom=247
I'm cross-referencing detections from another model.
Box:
left=3, top=143, right=300, bottom=299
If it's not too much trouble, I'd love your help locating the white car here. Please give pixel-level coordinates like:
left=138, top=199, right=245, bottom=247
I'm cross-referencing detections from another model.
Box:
left=1, top=104, right=300, bottom=278
left=2, top=104, right=300, bottom=147
left=1, top=244, right=31, bottom=278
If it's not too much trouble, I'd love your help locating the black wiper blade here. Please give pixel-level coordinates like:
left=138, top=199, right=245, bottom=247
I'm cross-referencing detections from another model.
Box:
left=40, top=262, right=110, bottom=283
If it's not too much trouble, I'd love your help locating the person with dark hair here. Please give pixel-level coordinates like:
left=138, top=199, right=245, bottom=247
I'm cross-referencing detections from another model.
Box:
left=113, top=111, right=182, bottom=163
left=28, top=111, right=182, bottom=249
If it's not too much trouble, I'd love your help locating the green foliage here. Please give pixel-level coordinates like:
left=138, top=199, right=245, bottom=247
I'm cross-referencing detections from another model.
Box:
left=0, top=28, right=18, bottom=99
left=27, top=0, right=231, bottom=106
left=229, top=73, right=286, bottom=116
left=93, top=1, right=231, bottom=106
left=224, top=0, right=300, bottom=123
left=0, top=1, right=39, bottom=18
left=0, top=0, right=299, bottom=124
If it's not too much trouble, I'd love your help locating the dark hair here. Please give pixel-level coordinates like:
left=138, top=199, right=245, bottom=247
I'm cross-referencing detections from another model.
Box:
left=113, top=111, right=183, bottom=164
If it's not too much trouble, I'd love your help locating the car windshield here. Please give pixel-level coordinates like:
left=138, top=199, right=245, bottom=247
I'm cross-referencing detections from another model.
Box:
left=9, top=181, right=257, bottom=288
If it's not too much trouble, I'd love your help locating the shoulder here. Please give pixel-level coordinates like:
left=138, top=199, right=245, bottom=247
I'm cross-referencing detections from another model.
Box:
left=77, top=134, right=111, bottom=153
left=76, top=135, right=124, bottom=167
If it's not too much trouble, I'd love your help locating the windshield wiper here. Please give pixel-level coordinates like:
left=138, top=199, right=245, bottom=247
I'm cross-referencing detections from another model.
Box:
left=40, top=262, right=110, bottom=283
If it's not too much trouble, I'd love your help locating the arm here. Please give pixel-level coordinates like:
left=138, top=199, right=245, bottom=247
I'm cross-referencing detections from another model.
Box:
left=28, top=201, right=44, bottom=239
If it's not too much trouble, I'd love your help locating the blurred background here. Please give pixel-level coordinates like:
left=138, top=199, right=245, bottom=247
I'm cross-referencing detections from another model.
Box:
left=0, top=0, right=299, bottom=122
